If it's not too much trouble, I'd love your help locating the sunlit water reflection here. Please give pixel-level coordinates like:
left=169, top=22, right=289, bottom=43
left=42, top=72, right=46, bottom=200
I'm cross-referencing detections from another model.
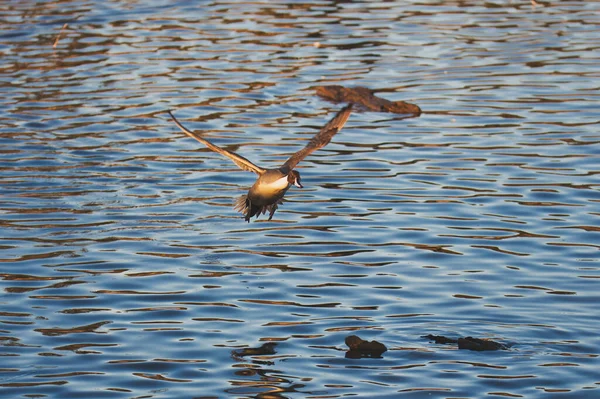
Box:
left=1, top=0, right=599, bottom=398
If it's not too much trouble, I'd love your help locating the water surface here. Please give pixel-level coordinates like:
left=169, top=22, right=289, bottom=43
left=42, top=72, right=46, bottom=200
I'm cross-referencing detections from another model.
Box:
left=1, top=1, right=599, bottom=398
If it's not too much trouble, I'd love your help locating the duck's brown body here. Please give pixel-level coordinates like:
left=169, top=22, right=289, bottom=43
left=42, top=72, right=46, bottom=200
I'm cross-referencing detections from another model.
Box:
left=168, top=104, right=352, bottom=222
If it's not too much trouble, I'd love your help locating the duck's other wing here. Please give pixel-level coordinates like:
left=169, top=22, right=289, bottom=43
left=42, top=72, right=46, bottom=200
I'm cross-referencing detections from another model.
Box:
left=280, top=103, right=352, bottom=173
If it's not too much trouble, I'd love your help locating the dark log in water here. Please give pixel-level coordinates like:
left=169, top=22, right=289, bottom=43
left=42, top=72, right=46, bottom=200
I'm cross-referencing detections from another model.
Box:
left=423, top=334, right=509, bottom=351
left=316, top=85, right=421, bottom=115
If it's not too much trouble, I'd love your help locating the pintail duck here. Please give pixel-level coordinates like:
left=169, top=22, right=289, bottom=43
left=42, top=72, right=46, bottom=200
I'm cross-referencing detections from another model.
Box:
left=167, top=104, right=352, bottom=222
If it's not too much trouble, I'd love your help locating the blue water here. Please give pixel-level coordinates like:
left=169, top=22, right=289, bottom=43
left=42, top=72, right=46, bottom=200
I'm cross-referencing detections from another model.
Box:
left=1, top=1, right=599, bottom=398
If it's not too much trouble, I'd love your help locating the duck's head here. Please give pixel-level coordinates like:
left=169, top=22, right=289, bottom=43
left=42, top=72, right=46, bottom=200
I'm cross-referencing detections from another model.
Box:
left=287, top=170, right=303, bottom=188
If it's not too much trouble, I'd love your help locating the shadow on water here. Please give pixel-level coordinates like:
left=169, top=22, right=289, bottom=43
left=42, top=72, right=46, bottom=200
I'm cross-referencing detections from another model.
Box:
left=1, top=0, right=600, bottom=398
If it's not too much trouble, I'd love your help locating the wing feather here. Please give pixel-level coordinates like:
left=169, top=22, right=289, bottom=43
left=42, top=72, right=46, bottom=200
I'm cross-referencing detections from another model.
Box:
left=168, top=111, right=265, bottom=175
left=281, top=103, right=352, bottom=173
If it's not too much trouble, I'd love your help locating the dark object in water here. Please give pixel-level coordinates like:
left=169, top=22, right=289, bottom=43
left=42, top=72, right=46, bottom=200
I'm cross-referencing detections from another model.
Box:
left=316, top=85, right=421, bottom=115
left=345, top=335, right=388, bottom=358
left=424, top=334, right=458, bottom=345
left=458, top=336, right=508, bottom=351
left=423, top=334, right=509, bottom=351
left=231, top=342, right=278, bottom=358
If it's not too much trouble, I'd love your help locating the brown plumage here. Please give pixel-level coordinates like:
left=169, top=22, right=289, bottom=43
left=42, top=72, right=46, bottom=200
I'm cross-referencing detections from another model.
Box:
left=167, top=104, right=352, bottom=222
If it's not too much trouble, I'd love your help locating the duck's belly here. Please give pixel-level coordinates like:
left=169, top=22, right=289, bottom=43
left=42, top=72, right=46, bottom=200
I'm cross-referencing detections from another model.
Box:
left=249, top=180, right=290, bottom=205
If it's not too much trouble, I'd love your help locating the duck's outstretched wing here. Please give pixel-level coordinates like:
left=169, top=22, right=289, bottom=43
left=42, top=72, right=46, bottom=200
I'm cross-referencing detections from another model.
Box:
left=168, top=111, right=266, bottom=175
left=280, top=103, right=352, bottom=173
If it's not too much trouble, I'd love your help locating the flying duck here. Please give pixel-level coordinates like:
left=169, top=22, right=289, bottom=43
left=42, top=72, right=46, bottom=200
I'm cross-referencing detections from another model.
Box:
left=167, top=104, right=352, bottom=222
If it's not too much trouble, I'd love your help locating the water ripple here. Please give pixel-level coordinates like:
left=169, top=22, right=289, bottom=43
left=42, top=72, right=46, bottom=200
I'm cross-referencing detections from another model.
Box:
left=1, top=0, right=600, bottom=398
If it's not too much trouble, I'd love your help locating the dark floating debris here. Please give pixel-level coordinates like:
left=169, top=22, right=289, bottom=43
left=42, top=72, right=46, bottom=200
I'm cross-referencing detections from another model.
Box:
left=345, top=335, right=388, bottom=358
left=231, top=342, right=278, bottom=358
left=316, top=85, right=421, bottom=116
left=423, top=334, right=509, bottom=351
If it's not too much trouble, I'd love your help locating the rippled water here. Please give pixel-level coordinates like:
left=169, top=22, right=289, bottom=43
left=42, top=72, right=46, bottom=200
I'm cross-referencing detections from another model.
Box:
left=1, top=0, right=599, bottom=398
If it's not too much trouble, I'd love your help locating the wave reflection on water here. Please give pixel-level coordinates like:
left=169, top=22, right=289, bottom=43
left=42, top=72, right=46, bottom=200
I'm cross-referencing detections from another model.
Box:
left=1, top=0, right=600, bottom=398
